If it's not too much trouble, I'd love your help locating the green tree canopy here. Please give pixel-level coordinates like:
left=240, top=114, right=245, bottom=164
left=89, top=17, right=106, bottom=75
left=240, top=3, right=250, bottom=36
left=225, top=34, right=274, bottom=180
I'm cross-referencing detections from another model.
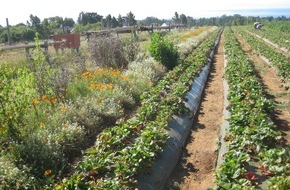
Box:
left=78, top=12, right=103, bottom=25
left=126, top=11, right=137, bottom=26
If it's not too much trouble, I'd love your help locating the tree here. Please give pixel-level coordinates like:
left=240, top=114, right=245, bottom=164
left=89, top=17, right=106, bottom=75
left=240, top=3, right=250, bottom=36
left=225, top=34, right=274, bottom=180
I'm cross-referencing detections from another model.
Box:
left=104, top=14, right=112, bottom=28
left=78, top=12, right=103, bottom=25
left=180, top=14, right=187, bottom=25
left=142, top=17, right=162, bottom=26
left=126, top=11, right=137, bottom=26
left=28, top=14, right=43, bottom=36
left=111, top=17, right=119, bottom=28
left=186, top=16, right=196, bottom=27
left=63, top=18, right=75, bottom=27
left=117, top=14, right=123, bottom=27
left=41, top=18, right=51, bottom=38
left=172, top=12, right=180, bottom=24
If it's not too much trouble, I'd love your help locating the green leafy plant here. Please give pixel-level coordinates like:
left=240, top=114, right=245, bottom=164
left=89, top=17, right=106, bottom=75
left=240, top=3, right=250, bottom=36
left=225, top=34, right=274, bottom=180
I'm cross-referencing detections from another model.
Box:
left=149, top=32, right=179, bottom=70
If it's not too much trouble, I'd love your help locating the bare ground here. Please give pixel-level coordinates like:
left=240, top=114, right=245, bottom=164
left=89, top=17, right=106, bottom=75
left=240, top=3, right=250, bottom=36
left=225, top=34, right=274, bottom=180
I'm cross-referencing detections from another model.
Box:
left=236, top=34, right=290, bottom=145
left=166, top=32, right=225, bottom=190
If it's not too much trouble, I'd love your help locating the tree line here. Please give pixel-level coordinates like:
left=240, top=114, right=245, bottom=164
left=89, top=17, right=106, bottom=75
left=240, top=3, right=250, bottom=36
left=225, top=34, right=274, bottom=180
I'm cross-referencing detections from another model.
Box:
left=0, top=11, right=288, bottom=43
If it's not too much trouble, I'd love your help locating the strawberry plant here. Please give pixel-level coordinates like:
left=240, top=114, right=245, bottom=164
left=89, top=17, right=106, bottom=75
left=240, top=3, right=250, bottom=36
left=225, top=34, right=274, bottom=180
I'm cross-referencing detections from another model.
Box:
left=212, top=27, right=288, bottom=190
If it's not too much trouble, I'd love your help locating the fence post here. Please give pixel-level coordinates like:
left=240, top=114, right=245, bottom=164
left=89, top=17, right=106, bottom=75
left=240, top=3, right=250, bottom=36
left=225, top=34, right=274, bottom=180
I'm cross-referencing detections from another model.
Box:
left=25, top=42, right=30, bottom=60
left=134, top=25, right=138, bottom=39
left=6, top=18, right=11, bottom=45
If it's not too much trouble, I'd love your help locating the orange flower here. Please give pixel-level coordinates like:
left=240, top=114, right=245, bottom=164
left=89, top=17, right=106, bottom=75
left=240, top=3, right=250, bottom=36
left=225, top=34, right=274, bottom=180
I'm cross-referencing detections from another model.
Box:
left=44, top=169, right=52, bottom=175
left=41, top=95, right=48, bottom=100
left=112, top=70, right=120, bottom=76
left=33, top=98, right=39, bottom=105
left=81, top=71, right=92, bottom=79
left=9, top=145, right=14, bottom=151
left=50, top=97, right=57, bottom=104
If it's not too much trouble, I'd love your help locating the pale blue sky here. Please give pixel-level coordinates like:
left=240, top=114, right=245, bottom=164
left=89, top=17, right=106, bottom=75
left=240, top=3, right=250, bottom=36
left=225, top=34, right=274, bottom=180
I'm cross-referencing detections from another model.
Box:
left=1, top=0, right=290, bottom=26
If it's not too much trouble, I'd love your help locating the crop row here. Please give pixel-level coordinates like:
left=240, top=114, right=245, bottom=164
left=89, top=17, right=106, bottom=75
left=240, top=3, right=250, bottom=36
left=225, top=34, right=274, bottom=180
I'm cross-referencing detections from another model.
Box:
left=211, top=27, right=289, bottom=190
left=244, top=24, right=290, bottom=50
left=56, top=29, right=220, bottom=189
left=234, top=27, right=290, bottom=84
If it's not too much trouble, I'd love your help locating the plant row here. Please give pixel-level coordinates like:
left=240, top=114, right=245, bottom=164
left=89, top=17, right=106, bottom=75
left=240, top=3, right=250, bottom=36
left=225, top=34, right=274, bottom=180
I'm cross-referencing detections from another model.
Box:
left=211, top=27, right=289, bottom=190
left=235, top=27, right=290, bottom=84
left=56, top=29, right=220, bottom=189
left=243, top=24, right=290, bottom=50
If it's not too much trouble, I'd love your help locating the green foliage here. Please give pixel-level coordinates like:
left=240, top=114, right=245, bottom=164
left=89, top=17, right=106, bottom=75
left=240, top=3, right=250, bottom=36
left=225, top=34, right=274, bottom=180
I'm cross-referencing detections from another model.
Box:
left=77, top=12, right=103, bottom=25
left=126, top=11, right=137, bottom=26
left=0, top=25, right=35, bottom=42
left=73, top=23, right=101, bottom=33
left=29, top=33, right=54, bottom=96
left=149, top=32, right=179, bottom=70
left=0, top=65, right=37, bottom=144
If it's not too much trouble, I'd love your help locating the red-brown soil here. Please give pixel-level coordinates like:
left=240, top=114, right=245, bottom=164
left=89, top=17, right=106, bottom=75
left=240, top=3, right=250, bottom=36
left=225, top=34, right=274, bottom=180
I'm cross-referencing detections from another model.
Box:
left=166, top=32, right=225, bottom=190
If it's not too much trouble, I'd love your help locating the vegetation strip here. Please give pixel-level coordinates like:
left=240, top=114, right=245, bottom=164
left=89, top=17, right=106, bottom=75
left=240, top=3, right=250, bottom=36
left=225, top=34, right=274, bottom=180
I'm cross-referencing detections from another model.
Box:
left=246, top=30, right=290, bottom=55
left=210, top=27, right=289, bottom=190
left=234, top=27, right=290, bottom=85
left=242, top=22, right=290, bottom=51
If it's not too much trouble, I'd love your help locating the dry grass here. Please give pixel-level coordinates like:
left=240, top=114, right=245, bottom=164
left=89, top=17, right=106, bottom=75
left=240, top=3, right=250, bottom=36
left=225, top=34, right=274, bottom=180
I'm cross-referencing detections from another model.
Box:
left=180, top=26, right=212, bottom=41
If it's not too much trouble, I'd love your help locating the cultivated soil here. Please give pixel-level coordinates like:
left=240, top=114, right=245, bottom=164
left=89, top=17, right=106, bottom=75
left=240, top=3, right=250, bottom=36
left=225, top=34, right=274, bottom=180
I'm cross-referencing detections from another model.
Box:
left=236, top=34, right=290, bottom=145
left=166, top=32, right=225, bottom=190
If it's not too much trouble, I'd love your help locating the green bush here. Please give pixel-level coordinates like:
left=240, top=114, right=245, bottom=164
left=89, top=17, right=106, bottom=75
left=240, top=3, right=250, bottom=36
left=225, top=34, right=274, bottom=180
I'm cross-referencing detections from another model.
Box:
left=149, top=32, right=179, bottom=70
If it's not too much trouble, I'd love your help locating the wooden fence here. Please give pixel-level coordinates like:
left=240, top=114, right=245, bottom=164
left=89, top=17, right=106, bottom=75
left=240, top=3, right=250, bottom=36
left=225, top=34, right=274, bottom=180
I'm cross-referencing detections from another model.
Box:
left=1, top=40, right=65, bottom=60
left=83, top=24, right=186, bottom=39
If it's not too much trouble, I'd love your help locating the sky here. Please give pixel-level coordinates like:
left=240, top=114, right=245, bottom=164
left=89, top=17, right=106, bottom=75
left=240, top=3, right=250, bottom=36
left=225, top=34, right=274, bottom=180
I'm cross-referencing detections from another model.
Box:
left=1, top=0, right=290, bottom=26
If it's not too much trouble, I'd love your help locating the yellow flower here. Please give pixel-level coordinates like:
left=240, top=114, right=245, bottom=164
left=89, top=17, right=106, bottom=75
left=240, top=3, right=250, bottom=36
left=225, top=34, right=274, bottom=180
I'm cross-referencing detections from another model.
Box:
left=89, top=84, right=96, bottom=90
left=40, top=122, right=45, bottom=127
left=121, top=76, right=128, bottom=81
left=44, top=169, right=52, bottom=175
left=63, top=124, right=68, bottom=129
left=61, top=105, right=66, bottom=111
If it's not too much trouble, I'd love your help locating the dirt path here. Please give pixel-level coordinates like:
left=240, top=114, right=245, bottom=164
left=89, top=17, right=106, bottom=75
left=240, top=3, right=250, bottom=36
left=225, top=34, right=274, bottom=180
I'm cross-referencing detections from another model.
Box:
left=236, top=34, right=290, bottom=145
left=166, top=32, right=225, bottom=190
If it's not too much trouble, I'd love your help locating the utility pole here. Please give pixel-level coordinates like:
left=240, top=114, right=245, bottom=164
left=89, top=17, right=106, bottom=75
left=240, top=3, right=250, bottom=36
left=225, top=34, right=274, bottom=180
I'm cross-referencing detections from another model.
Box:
left=6, top=18, right=11, bottom=45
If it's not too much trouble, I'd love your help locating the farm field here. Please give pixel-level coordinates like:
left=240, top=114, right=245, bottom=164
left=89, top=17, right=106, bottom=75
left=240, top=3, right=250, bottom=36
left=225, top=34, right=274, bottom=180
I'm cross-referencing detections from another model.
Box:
left=0, top=21, right=290, bottom=190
